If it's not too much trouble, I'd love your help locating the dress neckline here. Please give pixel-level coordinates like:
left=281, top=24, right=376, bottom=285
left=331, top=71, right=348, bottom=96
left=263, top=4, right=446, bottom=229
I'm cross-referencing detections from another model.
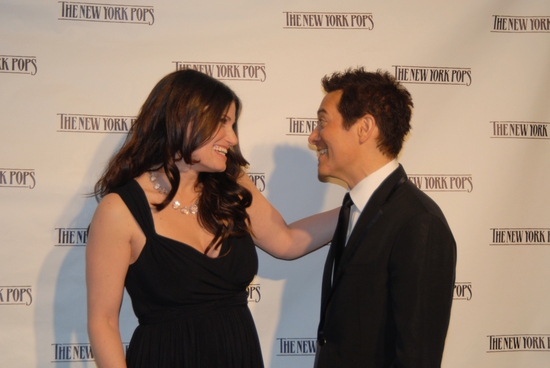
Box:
left=131, top=179, right=227, bottom=260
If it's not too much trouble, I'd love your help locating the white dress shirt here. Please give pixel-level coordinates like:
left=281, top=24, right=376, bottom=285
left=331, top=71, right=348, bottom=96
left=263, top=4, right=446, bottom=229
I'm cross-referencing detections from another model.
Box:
left=345, top=159, right=399, bottom=244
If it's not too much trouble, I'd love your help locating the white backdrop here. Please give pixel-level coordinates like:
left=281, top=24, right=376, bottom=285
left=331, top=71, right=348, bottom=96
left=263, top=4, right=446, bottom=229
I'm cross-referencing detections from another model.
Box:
left=1, top=1, right=549, bottom=367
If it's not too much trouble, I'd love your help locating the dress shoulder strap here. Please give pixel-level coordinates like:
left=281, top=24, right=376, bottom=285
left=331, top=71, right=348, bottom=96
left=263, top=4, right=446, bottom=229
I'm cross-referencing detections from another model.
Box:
left=112, top=180, right=155, bottom=237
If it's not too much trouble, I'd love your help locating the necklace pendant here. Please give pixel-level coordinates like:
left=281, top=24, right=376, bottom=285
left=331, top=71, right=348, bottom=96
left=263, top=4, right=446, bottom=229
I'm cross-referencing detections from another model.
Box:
left=149, top=171, right=198, bottom=215
left=153, top=182, right=168, bottom=195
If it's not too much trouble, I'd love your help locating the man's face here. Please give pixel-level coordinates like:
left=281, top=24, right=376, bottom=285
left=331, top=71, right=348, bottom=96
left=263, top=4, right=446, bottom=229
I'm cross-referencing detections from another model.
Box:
left=308, top=90, right=359, bottom=186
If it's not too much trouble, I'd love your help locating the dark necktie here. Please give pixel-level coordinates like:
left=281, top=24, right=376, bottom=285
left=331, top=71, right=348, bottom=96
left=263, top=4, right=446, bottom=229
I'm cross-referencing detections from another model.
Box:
left=332, top=193, right=353, bottom=273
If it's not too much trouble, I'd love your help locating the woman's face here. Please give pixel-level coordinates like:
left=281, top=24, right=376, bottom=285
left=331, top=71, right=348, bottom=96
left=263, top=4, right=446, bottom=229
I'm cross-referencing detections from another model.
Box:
left=184, top=102, right=238, bottom=174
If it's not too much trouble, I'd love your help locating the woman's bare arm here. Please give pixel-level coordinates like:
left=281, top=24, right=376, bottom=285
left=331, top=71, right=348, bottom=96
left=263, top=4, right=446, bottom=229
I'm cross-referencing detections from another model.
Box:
left=238, top=173, right=338, bottom=260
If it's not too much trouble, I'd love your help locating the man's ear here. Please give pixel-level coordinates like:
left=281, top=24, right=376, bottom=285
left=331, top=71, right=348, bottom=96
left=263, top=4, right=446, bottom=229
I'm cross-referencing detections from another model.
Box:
left=357, top=114, right=377, bottom=144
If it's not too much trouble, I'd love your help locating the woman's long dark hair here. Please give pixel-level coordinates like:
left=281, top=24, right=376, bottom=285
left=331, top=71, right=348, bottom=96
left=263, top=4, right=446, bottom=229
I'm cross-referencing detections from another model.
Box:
left=93, top=69, right=252, bottom=254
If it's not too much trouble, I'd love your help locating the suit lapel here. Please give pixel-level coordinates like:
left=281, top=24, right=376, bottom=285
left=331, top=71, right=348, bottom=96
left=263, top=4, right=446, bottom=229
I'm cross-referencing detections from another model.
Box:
left=320, top=239, right=336, bottom=315
left=321, top=166, right=408, bottom=312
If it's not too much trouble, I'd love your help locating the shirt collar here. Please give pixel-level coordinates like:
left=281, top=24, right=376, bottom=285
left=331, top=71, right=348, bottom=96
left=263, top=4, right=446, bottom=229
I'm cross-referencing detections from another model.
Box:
left=349, top=159, right=399, bottom=212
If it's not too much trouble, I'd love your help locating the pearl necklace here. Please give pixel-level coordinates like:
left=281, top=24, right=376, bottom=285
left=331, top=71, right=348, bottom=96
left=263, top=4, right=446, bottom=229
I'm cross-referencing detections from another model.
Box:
left=149, top=172, right=199, bottom=215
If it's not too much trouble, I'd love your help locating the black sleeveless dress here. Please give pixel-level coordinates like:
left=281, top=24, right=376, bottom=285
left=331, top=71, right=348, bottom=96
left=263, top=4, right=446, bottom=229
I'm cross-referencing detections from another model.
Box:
left=113, top=180, right=264, bottom=367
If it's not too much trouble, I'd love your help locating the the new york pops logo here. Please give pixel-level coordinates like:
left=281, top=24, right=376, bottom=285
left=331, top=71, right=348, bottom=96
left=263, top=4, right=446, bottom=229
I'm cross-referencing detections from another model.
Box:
left=454, top=282, right=472, bottom=301
left=0, top=55, right=37, bottom=75
left=52, top=342, right=130, bottom=362
left=58, top=2, right=155, bottom=25
left=175, top=61, right=266, bottom=82
left=408, top=174, right=473, bottom=193
left=55, top=227, right=88, bottom=246
left=247, top=283, right=261, bottom=303
left=490, top=228, right=550, bottom=246
left=0, top=168, right=36, bottom=189
left=276, top=337, right=317, bottom=356
left=248, top=172, right=266, bottom=192
left=487, top=334, right=550, bottom=352
left=57, top=113, right=134, bottom=133
left=286, top=117, right=318, bottom=136
left=394, top=65, right=472, bottom=86
left=283, top=11, right=374, bottom=30
left=492, top=15, right=550, bottom=33
left=0, top=286, right=33, bottom=306
left=490, top=121, right=549, bottom=139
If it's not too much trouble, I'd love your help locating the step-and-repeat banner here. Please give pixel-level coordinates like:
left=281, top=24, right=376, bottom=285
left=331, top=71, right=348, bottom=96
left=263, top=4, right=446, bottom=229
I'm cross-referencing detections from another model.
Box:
left=1, top=1, right=549, bottom=367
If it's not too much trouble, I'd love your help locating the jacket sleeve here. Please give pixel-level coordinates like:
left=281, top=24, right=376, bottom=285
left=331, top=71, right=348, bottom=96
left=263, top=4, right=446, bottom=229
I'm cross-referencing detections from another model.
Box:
left=388, top=212, right=457, bottom=367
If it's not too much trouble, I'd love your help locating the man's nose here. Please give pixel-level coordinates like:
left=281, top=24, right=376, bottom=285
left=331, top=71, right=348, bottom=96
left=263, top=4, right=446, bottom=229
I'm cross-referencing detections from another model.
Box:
left=308, top=126, right=319, bottom=145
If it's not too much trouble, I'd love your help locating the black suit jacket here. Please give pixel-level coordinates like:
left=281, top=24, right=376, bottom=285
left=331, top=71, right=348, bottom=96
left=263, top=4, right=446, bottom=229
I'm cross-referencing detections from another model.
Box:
left=315, top=165, right=456, bottom=368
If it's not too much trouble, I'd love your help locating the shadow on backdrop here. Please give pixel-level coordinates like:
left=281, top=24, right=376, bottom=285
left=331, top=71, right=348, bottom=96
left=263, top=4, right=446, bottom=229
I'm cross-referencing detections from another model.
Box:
left=35, top=134, right=137, bottom=367
left=253, top=144, right=336, bottom=368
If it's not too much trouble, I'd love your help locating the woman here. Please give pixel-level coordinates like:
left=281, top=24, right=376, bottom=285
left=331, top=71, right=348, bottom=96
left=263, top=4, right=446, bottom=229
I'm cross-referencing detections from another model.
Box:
left=86, top=69, right=337, bottom=367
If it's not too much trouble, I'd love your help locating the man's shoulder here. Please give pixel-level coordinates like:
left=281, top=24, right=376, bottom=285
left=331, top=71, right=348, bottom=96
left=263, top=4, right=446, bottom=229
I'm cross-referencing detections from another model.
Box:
left=392, top=179, right=448, bottom=218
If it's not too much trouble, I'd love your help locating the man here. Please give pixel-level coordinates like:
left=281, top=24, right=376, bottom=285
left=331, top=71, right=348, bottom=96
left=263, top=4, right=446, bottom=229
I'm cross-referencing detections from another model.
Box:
left=309, top=68, right=456, bottom=368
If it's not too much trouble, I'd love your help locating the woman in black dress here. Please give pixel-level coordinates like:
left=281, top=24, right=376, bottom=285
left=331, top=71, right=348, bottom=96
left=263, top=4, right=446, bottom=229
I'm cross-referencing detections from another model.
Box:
left=86, top=69, right=338, bottom=367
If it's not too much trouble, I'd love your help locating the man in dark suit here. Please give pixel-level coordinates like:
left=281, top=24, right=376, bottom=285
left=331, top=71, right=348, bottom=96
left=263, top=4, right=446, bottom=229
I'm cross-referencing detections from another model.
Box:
left=309, top=68, right=456, bottom=368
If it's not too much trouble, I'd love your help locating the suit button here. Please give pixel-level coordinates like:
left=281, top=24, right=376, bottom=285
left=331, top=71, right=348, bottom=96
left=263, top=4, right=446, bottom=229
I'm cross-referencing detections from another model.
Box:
left=318, top=338, right=326, bottom=346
